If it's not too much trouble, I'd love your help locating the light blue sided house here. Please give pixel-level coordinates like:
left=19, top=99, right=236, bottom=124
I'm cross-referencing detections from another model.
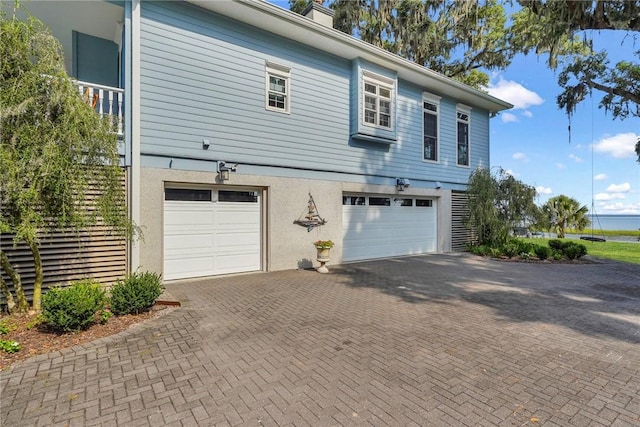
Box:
left=21, top=0, right=512, bottom=284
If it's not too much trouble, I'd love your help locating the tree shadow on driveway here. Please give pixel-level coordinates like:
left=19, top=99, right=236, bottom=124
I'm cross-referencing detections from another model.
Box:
left=333, top=253, right=640, bottom=345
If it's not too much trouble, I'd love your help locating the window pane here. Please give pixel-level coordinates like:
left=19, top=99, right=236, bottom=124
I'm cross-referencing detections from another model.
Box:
left=269, top=93, right=286, bottom=109
left=379, top=100, right=390, bottom=114
left=165, top=188, right=212, bottom=201
left=364, top=110, right=376, bottom=124
left=416, top=199, right=433, bottom=207
left=424, top=112, right=436, bottom=136
left=457, top=112, right=469, bottom=121
left=424, top=137, right=436, bottom=161
left=424, top=102, right=437, bottom=112
left=379, top=114, right=390, bottom=128
left=365, top=95, right=377, bottom=111
left=219, top=191, right=258, bottom=203
left=364, top=83, right=377, bottom=94
left=269, top=76, right=286, bottom=94
left=369, top=197, right=391, bottom=206
left=393, top=198, right=413, bottom=206
left=379, top=87, right=391, bottom=98
left=343, top=196, right=366, bottom=205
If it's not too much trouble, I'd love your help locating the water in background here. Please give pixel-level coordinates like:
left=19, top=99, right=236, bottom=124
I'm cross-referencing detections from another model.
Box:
left=588, top=214, right=640, bottom=231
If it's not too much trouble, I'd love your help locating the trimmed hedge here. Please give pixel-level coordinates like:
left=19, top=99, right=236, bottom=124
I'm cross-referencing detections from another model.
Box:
left=110, top=271, right=164, bottom=315
left=42, top=279, right=107, bottom=332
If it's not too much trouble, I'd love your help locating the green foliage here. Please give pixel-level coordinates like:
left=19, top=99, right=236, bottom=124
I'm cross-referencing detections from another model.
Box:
left=502, top=241, right=519, bottom=258
left=465, top=167, right=538, bottom=247
left=563, top=242, right=588, bottom=260
left=327, top=0, right=512, bottom=88
left=534, top=245, right=551, bottom=260
left=0, top=339, right=21, bottom=354
left=100, top=310, right=113, bottom=325
left=541, top=196, right=589, bottom=239
left=0, top=319, right=18, bottom=334
left=548, top=239, right=564, bottom=250
left=41, top=279, right=107, bottom=332
left=512, top=1, right=640, bottom=124
left=0, top=5, right=137, bottom=313
left=109, top=272, right=164, bottom=315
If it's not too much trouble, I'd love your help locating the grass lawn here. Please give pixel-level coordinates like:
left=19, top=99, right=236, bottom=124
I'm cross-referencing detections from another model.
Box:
left=528, top=237, right=640, bottom=265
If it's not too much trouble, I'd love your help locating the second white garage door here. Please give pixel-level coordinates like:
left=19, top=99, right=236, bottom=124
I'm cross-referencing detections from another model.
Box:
left=163, top=188, right=261, bottom=280
left=342, top=194, right=437, bottom=262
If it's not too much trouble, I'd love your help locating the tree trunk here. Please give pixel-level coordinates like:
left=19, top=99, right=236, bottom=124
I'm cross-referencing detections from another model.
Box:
left=0, top=270, right=17, bottom=314
left=26, top=238, right=43, bottom=312
left=0, top=250, right=28, bottom=313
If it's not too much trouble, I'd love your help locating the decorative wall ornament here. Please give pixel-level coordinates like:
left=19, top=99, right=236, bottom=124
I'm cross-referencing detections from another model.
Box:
left=294, top=193, right=327, bottom=232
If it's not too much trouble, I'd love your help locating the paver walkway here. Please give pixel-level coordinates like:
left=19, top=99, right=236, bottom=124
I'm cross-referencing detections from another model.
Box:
left=1, top=253, right=639, bottom=426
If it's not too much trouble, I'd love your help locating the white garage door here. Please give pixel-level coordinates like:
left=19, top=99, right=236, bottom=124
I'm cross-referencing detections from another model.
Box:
left=342, top=194, right=437, bottom=262
left=164, top=188, right=261, bottom=280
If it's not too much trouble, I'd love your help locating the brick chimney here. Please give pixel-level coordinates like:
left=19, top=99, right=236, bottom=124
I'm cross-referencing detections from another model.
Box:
left=302, top=0, right=334, bottom=28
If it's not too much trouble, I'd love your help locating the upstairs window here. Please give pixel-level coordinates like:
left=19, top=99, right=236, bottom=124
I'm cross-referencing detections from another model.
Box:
left=362, top=72, right=394, bottom=129
left=457, top=104, right=471, bottom=166
left=423, top=93, right=440, bottom=162
left=266, top=62, right=291, bottom=113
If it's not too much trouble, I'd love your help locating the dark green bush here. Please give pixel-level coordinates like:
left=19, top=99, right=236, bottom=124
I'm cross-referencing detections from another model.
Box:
left=548, top=239, right=564, bottom=250
left=534, top=245, right=551, bottom=260
left=110, top=271, right=164, bottom=315
left=563, top=242, right=588, bottom=260
left=502, top=242, right=519, bottom=258
left=42, top=279, right=107, bottom=332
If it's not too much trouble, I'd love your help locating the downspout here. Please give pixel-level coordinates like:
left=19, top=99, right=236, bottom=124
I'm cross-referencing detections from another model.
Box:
left=126, top=0, right=141, bottom=271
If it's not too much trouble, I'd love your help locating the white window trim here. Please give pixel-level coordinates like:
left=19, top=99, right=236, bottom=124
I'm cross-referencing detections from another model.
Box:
left=422, top=92, right=441, bottom=163
left=456, top=103, right=472, bottom=167
left=265, top=61, right=291, bottom=114
left=361, top=70, right=395, bottom=130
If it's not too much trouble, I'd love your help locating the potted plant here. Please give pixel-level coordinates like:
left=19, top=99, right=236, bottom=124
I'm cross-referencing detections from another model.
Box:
left=313, top=240, right=334, bottom=273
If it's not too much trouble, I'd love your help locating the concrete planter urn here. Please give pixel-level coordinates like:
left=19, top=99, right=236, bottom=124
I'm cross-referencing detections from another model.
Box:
left=314, top=240, right=334, bottom=273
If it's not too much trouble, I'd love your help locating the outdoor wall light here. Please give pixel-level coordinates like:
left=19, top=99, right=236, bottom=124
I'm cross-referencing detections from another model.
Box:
left=218, top=161, right=237, bottom=182
left=396, top=178, right=410, bottom=191
left=435, top=181, right=442, bottom=189
left=202, top=138, right=210, bottom=149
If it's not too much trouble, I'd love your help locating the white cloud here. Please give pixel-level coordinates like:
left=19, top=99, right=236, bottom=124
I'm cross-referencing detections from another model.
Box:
left=536, top=186, right=553, bottom=195
left=606, top=182, right=631, bottom=193
left=592, top=132, right=638, bottom=159
left=521, top=110, right=533, bottom=118
left=513, top=152, right=527, bottom=161
left=486, top=77, right=544, bottom=115
left=568, top=154, right=583, bottom=163
left=504, top=169, right=518, bottom=177
left=599, top=201, right=640, bottom=214
left=556, top=162, right=566, bottom=170
left=594, top=193, right=626, bottom=201
left=500, top=112, right=518, bottom=123
left=593, top=173, right=608, bottom=181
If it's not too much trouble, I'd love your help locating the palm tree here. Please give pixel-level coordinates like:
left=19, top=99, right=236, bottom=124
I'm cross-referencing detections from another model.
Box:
left=541, top=195, right=590, bottom=238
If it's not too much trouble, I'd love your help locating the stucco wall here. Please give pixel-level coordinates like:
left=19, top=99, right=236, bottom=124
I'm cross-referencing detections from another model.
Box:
left=140, top=167, right=451, bottom=279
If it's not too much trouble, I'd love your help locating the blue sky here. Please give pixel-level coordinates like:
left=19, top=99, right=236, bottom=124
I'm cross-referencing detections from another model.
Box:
left=269, top=1, right=639, bottom=214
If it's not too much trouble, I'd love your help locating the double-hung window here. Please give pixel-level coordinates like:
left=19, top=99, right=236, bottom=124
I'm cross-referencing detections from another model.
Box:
left=423, top=93, right=440, bottom=162
left=362, top=72, right=394, bottom=129
left=265, top=62, right=291, bottom=113
left=456, top=104, right=471, bottom=166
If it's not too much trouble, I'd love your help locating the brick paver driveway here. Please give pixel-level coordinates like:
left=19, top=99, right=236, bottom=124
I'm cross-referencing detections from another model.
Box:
left=2, top=253, right=640, bottom=426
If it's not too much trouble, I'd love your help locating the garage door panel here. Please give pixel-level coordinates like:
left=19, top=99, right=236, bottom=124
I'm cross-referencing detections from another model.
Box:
left=164, top=190, right=261, bottom=280
left=343, top=196, right=437, bottom=262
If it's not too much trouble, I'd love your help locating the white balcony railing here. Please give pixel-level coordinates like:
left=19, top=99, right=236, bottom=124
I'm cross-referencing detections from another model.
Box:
left=76, top=81, right=124, bottom=136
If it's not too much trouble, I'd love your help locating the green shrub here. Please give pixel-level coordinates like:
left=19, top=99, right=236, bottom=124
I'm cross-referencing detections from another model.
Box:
left=563, top=242, right=588, bottom=260
left=42, top=279, right=107, bottom=332
left=0, top=339, right=20, bottom=353
left=489, top=247, right=502, bottom=257
left=110, top=271, right=164, bottom=315
left=534, top=245, right=551, bottom=260
left=502, top=242, right=519, bottom=258
left=552, top=250, right=564, bottom=261
left=548, top=239, right=564, bottom=250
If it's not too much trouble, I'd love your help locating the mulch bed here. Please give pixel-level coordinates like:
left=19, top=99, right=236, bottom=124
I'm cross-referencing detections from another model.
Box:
left=0, top=305, right=171, bottom=371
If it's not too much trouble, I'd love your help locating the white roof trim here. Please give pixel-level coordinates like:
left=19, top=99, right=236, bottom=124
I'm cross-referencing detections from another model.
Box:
left=187, top=0, right=513, bottom=113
